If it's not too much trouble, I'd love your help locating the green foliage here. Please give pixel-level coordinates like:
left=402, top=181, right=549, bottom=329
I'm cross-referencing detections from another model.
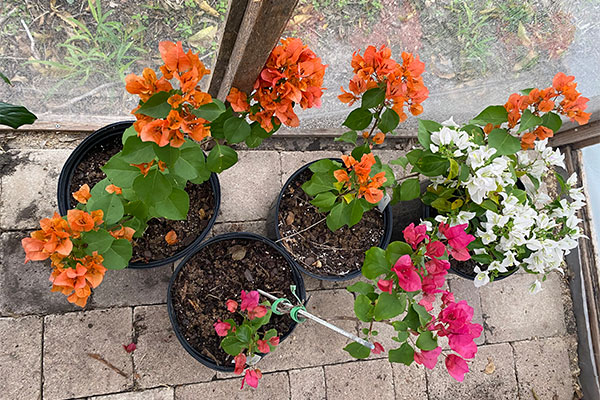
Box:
left=488, top=128, right=521, bottom=155
left=206, top=144, right=238, bottom=173
left=378, top=108, right=400, bottom=133
left=389, top=343, right=414, bottom=365
left=361, top=87, right=386, bottom=109
left=470, top=105, right=508, bottom=125
left=344, top=342, right=371, bottom=359
left=135, top=91, right=173, bottom=119
left=0, top=102, right=37, bottom=129
left=343, top=108, right=373, bottom=130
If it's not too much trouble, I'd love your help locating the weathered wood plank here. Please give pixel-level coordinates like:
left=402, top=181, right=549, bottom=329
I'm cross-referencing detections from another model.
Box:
left=550, top=120, right=600, bottom=149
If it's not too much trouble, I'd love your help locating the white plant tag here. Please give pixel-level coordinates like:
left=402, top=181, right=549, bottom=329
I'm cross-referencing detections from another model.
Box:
left=378, top=193, right=391, bottom=212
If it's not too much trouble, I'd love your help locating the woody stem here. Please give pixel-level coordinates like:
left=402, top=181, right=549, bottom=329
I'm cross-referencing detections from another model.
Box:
left=367, top=104, right=385, bottom=140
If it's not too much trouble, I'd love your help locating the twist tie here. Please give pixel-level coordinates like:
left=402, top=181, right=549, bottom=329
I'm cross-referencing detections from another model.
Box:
left=271, top=298, right=292, bottom=315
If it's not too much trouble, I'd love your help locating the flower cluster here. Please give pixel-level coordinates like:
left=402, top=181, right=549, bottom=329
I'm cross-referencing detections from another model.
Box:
left=339, top=45, right=428, bottom=123
left=502, top=72, right=590, bottom=149
left=22, top=209, right=107, bottom=307
left=347, top=221, right=481, bottom=382
left=126, top=41, right=212, bottom=147
left=215, top=290, right=279, bottom=389
left=334, top=153, right=387, bottom=204
left=227, top=38, right=327, bottom=132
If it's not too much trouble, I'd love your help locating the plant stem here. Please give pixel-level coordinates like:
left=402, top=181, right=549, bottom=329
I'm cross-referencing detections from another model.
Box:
left=276, top=217, right=327, bottom=243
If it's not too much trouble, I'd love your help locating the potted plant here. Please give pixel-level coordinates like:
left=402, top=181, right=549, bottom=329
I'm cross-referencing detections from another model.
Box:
left=21, top=38, right=325, bottom=306
left=167, top=232, right=306, bottom=382
left=269, top=45, right=428, bottom=280
left=405, top=72, right=590, bottom=289
left=343, top=221, right=483, bottom=382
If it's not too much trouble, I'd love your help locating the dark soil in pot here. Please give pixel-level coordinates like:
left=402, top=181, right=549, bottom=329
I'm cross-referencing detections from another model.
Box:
left=277, top=168, right=386, bottom=278
left=170, top=237, right=300, bottom=368
left=68, top=133, right=214, bottom=263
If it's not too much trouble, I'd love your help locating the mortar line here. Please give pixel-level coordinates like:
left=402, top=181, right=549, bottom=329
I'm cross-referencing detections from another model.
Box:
left=322, top=365, right=329, bottom=400
left=286, top=370, right=292, bottom=400
left=130, top=306, right=137, bottom=390
left=424, top=367, right=431, bottom=400
left=40, top=315, right=46, bottom=399
left=389, top=358, right=398, bottom=399
left=509, top=342, right=522, bottom=400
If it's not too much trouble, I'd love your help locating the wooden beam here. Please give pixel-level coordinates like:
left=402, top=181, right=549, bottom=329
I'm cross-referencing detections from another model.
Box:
left=213, top=0, right=299, bottom=100
left=550, top=119, right=600, bottom=150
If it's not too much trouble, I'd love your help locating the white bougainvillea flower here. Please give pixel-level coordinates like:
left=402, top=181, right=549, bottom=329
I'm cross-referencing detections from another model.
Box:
left=473, top=266, right=490, bottom=287
left=529, top=280, right=543, bottom=294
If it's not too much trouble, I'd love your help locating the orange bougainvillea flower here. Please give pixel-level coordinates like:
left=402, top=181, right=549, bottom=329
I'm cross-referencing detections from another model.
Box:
left=72, top=184, right=91, bottom=204
left=227, top=87, right=250, bottom=112
left=341, top=155, right=358, bottom=168
left=110, top=225, right=135, bottom=241
left=165, top=230, right=178, bottom=245
left=125, top=68, right=173, bottom=102
left=67, top=209, right=96, bottom=234
left=334, top=169, right=349, bottom=183
left=372, top=132, right=385, bottom=144
left=105, top=184, right=122, bottom=195
left=354, top=153, right=377, bottom=182
left=49, top=252, right=107, bottom=307
left=131, top=160, right=155, bottom=177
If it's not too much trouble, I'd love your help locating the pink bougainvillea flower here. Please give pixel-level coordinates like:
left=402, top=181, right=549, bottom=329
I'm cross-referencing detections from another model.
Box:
left=248, top=305, right=268, bottom=320
left=377, top=279, right=394, bottom=294
left=372, top=342, right=385, bottom=354
left=414, top=347, right=441, bottom=369
left=445, top=354, right=469, bottom=382
left=213, top=320, right=231, bottom=337
left=392, top=254, right=422, bottom=292
left=426, top=240, right=445, bottom=258
left=240, top=290, right=260, bottom=311
left=122, top=343, right=136, bottom=353
left=439, top=223, right=474, bottom=261
left=403, top=223, right=429, bottom=250
left=226, top=299, right=238, bottom=313
left=441, top=291, right=455, bottom=307
left=256, top=339, right=270, bottom=354
left=241, top=368, right=262, bottom=389
left=234, top=353, right=246, bottom=375
left=448, top=332, right=480, bottom=359
left=269, top=336, right=280, bottom=346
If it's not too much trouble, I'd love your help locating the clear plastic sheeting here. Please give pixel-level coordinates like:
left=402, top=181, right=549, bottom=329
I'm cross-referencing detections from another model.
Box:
left=284, top=0, right=600, bottom=132
left=0, top=0, right=227, bottom=124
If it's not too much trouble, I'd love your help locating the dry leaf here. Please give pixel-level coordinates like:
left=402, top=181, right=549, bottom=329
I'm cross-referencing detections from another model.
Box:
left=188, top=25, right=218, bottom=49
left=483, top=357, right=496, bottom=374
left=165, top=230, right=178, bottom=245
left=230, top=245, right=247, bottom=261
left=197, top=0, right=219, bottom=17
left=285, top=212, right=295, bottom=225
left=198, top=208, right=206, bottom=219
left=291, top=14, right=311, bottom=26
left=312, top=260, right=322, bottom=268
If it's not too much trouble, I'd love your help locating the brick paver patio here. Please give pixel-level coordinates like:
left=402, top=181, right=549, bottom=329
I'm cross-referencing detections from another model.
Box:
left=0, top=135, right=579, bottom=399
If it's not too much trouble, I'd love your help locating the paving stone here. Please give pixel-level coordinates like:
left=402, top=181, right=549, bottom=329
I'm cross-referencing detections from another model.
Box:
left=211, top=220, right=268, bottom=237
left=0, top=316, right=43, bottom=399
left=449, top=277, right=486, bottom=345
left=279, top=150, right=342, bottom=186
left=426, top=343, right=518, bottom=400
left=391, top=363, right=428, bottom=400
left=513, top=336, right=575, bottom=400
left=320, top=273, right=370, bottom=289
left=43, top=308, right=134, bottom=399
left=479, top=273, right=566, bottom=343
left=90, top=387, right=174, bottom=400
left=133, top=305, right=216, bottom=388
left=175, top=371, right=289, bottom=399
left=216, top=151, right=281, bottom=222
left=302, top=272, right=322, bottom=291
left=0, top=149, right=70, bottom=230
left=252, top=289, right=356, bottom=372
left=91, top=264, right=173, bottom=308
left=289, top=367, right=326, bottom=400
left=0, top=232, right=79, bottom=315
left=325, top=359, right=395, bottom=400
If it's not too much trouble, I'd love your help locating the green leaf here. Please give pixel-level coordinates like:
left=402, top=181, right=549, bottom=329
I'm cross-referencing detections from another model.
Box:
left=326, top=202, right=349, bottom=231
left=488, top=128, right=521, bottom=156
left=362, top=246, right=389, bottom=279
left=412, top=304, right=432, bottom=326
left=347, top=281, right=375, bottom=296
left=399, top=178, right=420, bottom=201
left=403, top=305, right=420, bottom=330
left=351, top=144, right=371, bottom=160
left=520, top=88, right=534, bottom=95
left=385, top=241, right=413, bottom=265
left=310, top=191, right=337, bottom=211
left=221, top=336, right=245, bottom=356
left=101, top=239, right=132, bottom=270
left=250, top=121, right=272, bottom=139
left=121, top=126, right=138, bottom=144
left=132, top=169, right=172, bottom=203
left=309, top=159, right=341, bottom=173
left=471, top=253, right=493, bottom=264
left=361, top=87, right=386, bottom=109
left=448, top=159, right=459, bottom=180
left=209, top=108, right=233, bottom=139
left=192, top=101, right=226, bottom=121
left=135, top=91, right=172, bottom=119
left=470, top=105, right=508, bottom=125
left=120, top=135, right=156, bottom=163
left=344, top=342, right=371, bottom=359
left=343, top=108, right=373, bottom=130
left=245, top=133, right=263, bottom=148
left=153, top=187, right=189, bottom=220
left=374, top=292, right=406, bottom=321
left=389, top=343, right=414, bottom=365
left=0, top=71, right=11, bottom=85
left=480, top=199, right=498, bottom=213
left=541, top=112, right=562, bottom=133
left=416, top=331, right=438, bottom=351
left=347, top=198, right=366, bottom=227
left=418, top=120, right=441, bottom=148
left=172, top=143, right=204, bottom=181
left=81, top=229, right=115, bottom=255
left=390, top=156, right=409, bottom=168
left=206, top=144, right=238, bottom=173
left=101, top=155, right=141, bottom=188
left=354, top=294, right=374, bottom=322
left=153, top=145, right=180, bottom=166
left=235, top=325, right=252, bottom=344
left=335, top=130, right=358, bottom=145
left=517, top=109, right=543, bottom=133
left=378, top=108, right=400, bottom=133
left=124, top=200, right=149, bottom=221
left=223, top=116, right=251, bottom=144
left=86, top=191, right=124, bottom=225
left=459, top=164, right=471, bottom=182
left=302, top=173, right=336, bottom=197
left=415, top=155, right=449, bottom=177
left=0, top=102, right=37, bottom=129
left=263, top=329, right=278, bottom=341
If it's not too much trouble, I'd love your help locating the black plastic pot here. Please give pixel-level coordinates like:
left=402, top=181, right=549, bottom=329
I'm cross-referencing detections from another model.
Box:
left=167, top=232, right=307, bottom=372
left=267, top=158, right=394, bottom=282
left=57, top=121, right=221, bottom=269
left=422, top=204, right=518, bottom=281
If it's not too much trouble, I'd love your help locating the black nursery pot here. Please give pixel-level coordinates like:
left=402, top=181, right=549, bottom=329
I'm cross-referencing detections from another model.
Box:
left=267, top=158, right=393, bottom=282
left=57, top=121, right=221, bottom=269
left=422, top=205, right=518, bottom=281
left=167, top=232, right=307, bottom=372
